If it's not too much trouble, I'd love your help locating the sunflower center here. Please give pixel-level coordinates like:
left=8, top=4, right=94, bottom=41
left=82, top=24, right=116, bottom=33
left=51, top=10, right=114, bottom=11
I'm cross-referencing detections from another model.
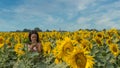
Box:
left=75, top=53, right=87, bottom=68
left=96, top=38, right=102, bottom=45
left=8, top=42, right=11, bottom=46
left=64, top=47, right=73, bottom=55
left=107, top=39, right=112, bottom=44
left=82, top=44, right=86, bottom=48
left=113, top=46, right=117, bottom=52
left=0, top=38, right=3, bottom=44
left=97, top=34, right=102, bottom=38
left=66, top=48, right=70, bottom=52
left=63, top=42, right=73, bottom=55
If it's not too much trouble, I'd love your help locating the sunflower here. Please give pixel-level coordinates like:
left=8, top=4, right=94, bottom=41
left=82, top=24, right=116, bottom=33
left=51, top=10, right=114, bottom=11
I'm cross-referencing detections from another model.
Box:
left=109, top=43, right=120, bottom=57
left=42, top=41, right=51, bottom=56
left=95, top=31, right=104, bottom=39
left=80, top=39, right=92, bottom=51
left=73, top=34, right=82, bottom=43
left=52, top=40, right=62, bottom=57
left=81, top=31, right=91, bottom=39
left=104, top=35, right=111, bottom=39
left=14, top=43, right=25, bottom=56
left=58, top=37, right=74, bottom=60
left=6, top=38, right=12, bottom=48
left=93, top=36, right=103, bottom=46
left=67, top=47, right=94, bottom=68
left=71, top=39, right=79, bottom=46
left=54, top=58, right=62, bottom=64
left=53, top=37, right=74, bottom=62
left=106, top=28, right=118, bottom=37
left=106, top=38, right=112, bottom=45
left=0, top=36, right=4, bottom=48
left=93, top=32, right=104, bottom=46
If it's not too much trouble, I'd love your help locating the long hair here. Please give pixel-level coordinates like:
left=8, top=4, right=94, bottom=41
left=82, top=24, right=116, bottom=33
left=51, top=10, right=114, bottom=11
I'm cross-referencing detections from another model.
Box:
left=28, top=30, right=39, bottom=42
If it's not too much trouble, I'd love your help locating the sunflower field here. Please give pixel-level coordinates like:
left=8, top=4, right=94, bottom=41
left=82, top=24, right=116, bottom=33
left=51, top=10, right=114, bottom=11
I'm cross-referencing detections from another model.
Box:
left=0, top=28, right=120, bottom=68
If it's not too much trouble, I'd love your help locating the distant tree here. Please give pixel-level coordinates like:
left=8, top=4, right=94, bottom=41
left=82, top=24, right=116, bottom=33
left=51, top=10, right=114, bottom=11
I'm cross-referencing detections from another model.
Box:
left=103, top=29, right=106, bottom=31
left=60, top=30, right=67, bottom=32
left=34, top=27, right=42, bottom=32
left=16, top=30, right=21, bottom=32
left=85, top=29, right=89, bottom=31
left=91, top=29, right=98, bottom=31
left=46, top=29, right=50, bottom=32
left=23, top=28, right=31, bottom=32
left=79, top=29, right=82, bottom=31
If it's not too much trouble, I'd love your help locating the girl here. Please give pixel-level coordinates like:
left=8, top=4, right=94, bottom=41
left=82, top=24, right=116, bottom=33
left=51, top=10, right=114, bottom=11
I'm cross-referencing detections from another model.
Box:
left=27, top=30, right=42, bottom=53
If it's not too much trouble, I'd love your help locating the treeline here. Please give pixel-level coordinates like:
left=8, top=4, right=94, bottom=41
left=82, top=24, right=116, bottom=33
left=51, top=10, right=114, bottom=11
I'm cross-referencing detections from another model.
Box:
left=16, top=27, right=42, bottom=32
left=14, top=27, right=67, bottom=32
left=13, top=27, right=110, bottom=32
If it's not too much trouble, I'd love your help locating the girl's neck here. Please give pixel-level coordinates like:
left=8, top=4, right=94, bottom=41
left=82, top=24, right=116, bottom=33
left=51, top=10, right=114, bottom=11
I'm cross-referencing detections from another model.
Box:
left=31, top=41, right=37, bottom=43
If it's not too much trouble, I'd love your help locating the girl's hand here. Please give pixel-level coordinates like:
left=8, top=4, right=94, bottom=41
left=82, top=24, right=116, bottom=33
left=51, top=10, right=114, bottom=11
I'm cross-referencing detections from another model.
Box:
left=37, top=43, right=42, bottom=53
left=29, top=43, right=37, bottom=50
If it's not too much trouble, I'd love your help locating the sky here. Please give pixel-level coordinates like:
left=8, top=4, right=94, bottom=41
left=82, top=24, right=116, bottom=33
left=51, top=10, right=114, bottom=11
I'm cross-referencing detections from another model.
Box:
left=0, top=0, right=120, bottom=31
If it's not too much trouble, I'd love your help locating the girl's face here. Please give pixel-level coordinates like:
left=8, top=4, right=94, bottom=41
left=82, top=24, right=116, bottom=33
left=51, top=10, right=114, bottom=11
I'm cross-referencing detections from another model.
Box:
left=31, top=34, right=37, bottom=43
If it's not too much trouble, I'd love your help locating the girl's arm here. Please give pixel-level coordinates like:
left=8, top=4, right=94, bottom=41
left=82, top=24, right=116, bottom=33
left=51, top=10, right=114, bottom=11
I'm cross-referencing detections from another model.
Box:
left=37, top=43, right=42, bottom=53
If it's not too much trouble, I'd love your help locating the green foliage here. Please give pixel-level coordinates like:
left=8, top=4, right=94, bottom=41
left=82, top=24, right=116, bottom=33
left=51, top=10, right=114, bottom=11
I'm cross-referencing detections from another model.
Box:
left=91, top=42, right=120, bottom=68
left=0, top=44, right=17, bottom=68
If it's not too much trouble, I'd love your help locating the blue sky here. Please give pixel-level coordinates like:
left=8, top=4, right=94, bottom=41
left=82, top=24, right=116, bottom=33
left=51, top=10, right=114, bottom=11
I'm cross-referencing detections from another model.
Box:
left=0, top=0, right=120, bottom=31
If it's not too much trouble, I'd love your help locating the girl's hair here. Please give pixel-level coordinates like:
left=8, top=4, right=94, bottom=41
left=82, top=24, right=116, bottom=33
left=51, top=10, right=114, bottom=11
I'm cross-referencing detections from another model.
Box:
left=28, top=30, right=39, bottom=42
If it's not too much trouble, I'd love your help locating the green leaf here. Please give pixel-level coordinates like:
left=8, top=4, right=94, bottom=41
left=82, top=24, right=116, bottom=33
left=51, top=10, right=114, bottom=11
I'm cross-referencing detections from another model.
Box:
left=106, top=63, right=114, bottom=68
left=28, top=52, right=39, bottom=58
left=48, top=62, right=68, bottom=68
left=117, top=55, right=120, bottom=59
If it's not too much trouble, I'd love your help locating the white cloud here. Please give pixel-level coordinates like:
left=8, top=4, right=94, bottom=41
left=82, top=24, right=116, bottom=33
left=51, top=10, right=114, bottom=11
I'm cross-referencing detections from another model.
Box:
left=11, top=0, right=63, bottom=23
left=93, top=2, right=120, bottom=29
left=11, top=0, right=97, bottom=23
left=56, top=0, right=96, bottom=11
left=94, top=12, right=120, bottom=29
left=76, top=0, right=96, bottom=11
left=77, top=17, right=92, bottom=24
left=74, top=0, right=120, bottom=30
left=45, top=16, right=64, bottom=24
left=0, top=19, right=17, bottom=31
